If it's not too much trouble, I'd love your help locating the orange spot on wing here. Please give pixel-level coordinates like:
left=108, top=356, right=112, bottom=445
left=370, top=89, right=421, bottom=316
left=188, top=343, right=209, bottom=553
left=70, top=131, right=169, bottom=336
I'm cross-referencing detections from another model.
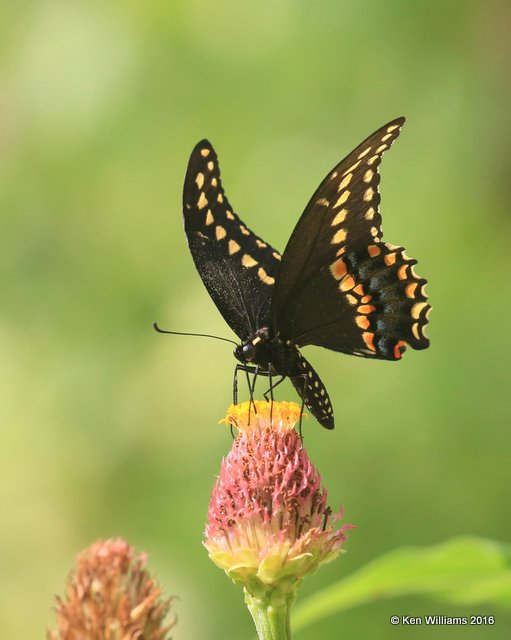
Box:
left=358, top=304, right=376, bottom=314
left=393, top=340, right=407, bottom=359
left=355, top=316, right=370, bottom=329
left=362, top=332, right=376, bottom=352
left=398, top=264, right=408, bottom=280
left=339, top=275, right=355, bottom=291
left=406, top=282, right=418, bottom=298
left=329, top=258, right=348, bottom=280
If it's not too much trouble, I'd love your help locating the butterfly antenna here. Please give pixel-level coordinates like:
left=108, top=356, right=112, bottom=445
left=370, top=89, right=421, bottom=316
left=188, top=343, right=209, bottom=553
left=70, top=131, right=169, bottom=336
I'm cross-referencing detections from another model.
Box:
left=152, top=322, right=238, bottom=347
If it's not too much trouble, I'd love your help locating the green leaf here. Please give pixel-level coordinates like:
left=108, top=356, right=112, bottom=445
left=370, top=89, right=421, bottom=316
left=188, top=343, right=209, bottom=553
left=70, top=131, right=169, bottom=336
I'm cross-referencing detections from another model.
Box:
left=292, top=537, right=511, bottom=633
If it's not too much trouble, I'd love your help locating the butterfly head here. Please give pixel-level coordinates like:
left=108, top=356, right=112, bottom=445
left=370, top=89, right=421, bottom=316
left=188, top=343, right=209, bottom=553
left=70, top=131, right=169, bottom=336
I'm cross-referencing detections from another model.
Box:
left=234, top=342, right=257, bottom=363
left=233, top=328, right=272, bottom=366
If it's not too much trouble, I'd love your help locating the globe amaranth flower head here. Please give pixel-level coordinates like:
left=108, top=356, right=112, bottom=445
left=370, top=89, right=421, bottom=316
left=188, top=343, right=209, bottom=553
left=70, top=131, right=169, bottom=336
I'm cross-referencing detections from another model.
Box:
left=204, top=401, right=353, bottom=600
left=47, top=538, right=175, bottom=640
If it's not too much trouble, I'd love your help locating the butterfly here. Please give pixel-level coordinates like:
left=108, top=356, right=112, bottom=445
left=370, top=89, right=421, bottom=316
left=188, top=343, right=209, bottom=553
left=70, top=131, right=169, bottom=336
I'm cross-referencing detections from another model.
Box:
left=182, top=117, right=430, bottom=429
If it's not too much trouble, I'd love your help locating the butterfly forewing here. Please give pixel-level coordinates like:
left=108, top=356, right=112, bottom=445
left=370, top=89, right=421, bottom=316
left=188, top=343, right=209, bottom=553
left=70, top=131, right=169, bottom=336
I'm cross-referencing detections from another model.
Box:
left=270, top=117, right=405, bottom=329
left=183, top=140, right=282, bottom=340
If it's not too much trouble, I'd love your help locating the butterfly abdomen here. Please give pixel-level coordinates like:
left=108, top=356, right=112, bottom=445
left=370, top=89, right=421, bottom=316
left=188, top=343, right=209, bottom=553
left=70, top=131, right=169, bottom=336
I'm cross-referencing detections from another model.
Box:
left=291, top=352, right=334, bottom=429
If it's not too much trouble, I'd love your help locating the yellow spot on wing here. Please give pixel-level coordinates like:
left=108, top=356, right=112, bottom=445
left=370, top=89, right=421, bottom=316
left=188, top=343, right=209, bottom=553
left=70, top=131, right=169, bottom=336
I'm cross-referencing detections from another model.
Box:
left=198, top=192, right=208, bottom=210
left=242, top=254, right=258, bottom=268
left=376, top=144, right=387, bottom=154
left=273, top=252, right=281, bottom=261
left=228, top=239, right=240, bottom=254
left=207, top=161, right=214, bottom=170
left=196, top=173, right=204, bottom=189
left=258, top=267, right=275, bottom=285
left=367, top=155, right=379, bottom=165
left=382, top=133, right=393, bottom=142
left=205, top=209, right=214, bottom=225
left=240, top=225, right=250, bottom=236
left=338, top=173, right=353, bottom=190
left=215, top=225, right=226, bottom=240
left=211, top=177, right=218, bottom=187
left=332, top=228, right=347, bottom=244
left=332, top=208, right=348, bottom=226
left=363, top=169, right=374, bottom=183
left=200, top=148, right=210, bottom=157
left=412, top=302, right=428, bottom=319
left=343, top=160, right=361, bottom=175
left=316, top=197, right=330, bottom=207
left=412, top=322, right=420, bottom=340
left=217, top=193, right=224, bottom=203
left=358, top=147, right=372, bottom=159
left=363, top=187, right=374, bottom=202
left=226, top=210, right=235, bottom=220
left=334, top=191, right=350, bottom=207
left=387, top=124, right=399, bottom=132
left=256, top=239, right=267, bottom=248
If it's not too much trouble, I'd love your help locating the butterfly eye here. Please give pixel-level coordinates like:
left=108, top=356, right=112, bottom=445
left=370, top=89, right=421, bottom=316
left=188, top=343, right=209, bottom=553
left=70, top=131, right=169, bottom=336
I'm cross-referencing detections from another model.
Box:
left=242, top=344, right=256, bottom=362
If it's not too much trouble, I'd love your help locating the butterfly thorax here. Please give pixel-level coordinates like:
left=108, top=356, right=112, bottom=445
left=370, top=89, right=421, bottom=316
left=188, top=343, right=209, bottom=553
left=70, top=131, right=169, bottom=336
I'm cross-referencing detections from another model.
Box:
left=234, top=328, right=302, bottom=376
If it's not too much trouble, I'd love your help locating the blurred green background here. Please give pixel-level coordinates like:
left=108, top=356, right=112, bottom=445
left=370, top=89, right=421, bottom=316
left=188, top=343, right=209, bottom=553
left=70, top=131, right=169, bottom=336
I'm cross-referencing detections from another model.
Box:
left=1, top=0, right=510, bottom=637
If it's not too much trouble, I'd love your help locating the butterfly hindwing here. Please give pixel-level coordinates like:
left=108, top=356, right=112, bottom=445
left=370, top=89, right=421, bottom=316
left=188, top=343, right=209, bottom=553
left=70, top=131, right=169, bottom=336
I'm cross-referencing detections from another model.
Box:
left=270, top=117, right=431, bottom=360
left=183, top=140, right=281, bottom=340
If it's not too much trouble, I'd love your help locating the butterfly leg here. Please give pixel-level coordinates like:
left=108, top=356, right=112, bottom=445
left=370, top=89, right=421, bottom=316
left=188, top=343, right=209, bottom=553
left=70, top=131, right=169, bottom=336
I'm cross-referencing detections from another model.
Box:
left=233, top=363, right=258, bottom=405
left=232, top=363, right=260, bottom=429
left=262, top=375, right=286, bottom=402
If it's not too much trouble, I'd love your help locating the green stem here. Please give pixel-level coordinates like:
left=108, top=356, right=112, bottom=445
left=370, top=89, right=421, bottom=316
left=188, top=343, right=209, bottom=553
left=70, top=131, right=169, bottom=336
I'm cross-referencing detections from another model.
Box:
left=244, top=588, right=295, bottom=640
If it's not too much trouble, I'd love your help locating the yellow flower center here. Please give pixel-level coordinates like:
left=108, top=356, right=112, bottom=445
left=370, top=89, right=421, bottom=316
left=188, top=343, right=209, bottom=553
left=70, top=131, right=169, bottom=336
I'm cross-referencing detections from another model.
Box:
left=220, top=401, right=304, bottom=434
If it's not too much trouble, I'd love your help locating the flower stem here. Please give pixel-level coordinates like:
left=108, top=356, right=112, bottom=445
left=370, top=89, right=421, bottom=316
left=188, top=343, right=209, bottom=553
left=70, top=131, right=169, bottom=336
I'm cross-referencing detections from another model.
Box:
left=244, top=588, right=295, bottom=640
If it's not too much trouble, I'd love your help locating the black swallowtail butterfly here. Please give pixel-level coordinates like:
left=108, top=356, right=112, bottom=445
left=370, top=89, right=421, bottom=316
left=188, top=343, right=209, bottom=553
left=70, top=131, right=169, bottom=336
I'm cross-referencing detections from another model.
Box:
left=182, top=117, right=430, bottom=429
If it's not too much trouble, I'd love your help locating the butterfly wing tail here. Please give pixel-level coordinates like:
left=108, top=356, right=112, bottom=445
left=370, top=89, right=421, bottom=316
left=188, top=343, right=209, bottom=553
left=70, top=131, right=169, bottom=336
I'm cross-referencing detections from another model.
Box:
left=291, top=353, right=334, bottom=429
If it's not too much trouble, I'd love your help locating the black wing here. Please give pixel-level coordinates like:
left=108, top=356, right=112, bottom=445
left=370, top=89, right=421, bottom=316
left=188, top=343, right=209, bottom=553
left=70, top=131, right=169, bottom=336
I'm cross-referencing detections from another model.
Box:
left=270, top=118, right=431, bottom=360
left=183, top=140, right=282, bottom=341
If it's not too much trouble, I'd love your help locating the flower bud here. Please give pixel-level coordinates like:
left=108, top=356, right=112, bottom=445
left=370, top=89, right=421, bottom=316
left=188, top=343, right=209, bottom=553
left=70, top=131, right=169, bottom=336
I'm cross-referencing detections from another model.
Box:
left=47, top=538, right=174, bottom=639
left=204, top=401, right=353, bottom=601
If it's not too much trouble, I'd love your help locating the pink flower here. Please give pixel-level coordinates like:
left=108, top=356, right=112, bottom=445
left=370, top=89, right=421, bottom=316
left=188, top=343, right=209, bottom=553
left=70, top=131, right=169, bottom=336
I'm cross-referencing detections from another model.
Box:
left=204, top=401, right=353, bottom=599
left=47, top=538, right=174, bottom=640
